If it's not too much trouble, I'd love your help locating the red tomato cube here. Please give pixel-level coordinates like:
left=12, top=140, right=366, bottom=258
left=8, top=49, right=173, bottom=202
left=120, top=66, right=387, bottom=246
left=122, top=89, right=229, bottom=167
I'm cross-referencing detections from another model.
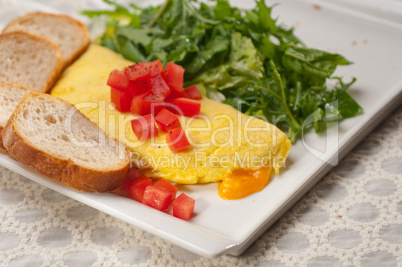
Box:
left=173, top=193, right=195, bottom=220
left=124, top=62, right=152, bottom=81
left=119, top=167, right=140, bottom=190
left=142, top=185, right=173, bottom=211
left=111, top=87, right=133, bottom=112
left=149, top=59, right=165, bottom=79
left=131, top=114, right=158, bottom=141
left=166, top=127, right=190, bottom=152
left=171, top=98, right=201, bottom=118
left=128, top=79, right=150, bottom=96
left=185, top=85, right=202, bottom=100
left=126, top=167, right=141, bottom=181
left=130, top=93, right=165, bottom=116
left=166, top=62, right=185, bottom=92
left=164, top=89, right=189, bottom=103
left=150, top=74, right=171, bottom=99
left=154, top=109, right=181, bottom=132
left=107, top=69, right=130, bottom=91
left=126, top=176, right=153, bottom=202
left=154, top=178, right=177, bottom=202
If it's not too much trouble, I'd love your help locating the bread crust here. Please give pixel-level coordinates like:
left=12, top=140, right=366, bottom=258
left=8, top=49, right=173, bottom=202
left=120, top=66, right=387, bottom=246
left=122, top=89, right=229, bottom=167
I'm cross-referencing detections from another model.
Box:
left=0, top=82, right=38, bottom=92
left=2, top=12, right=90, bottom=68
left=0, top=126, right=4, bottom=150
left=0, top=31, right=63, bottom=93
left=2, top=93, right=130, bottom=193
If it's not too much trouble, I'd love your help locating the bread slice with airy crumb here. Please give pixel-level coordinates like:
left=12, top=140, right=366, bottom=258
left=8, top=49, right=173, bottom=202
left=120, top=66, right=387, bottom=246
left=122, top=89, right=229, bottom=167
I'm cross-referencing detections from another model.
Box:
left=2, top=12, right=90, bottom=67
left=0, top=31, right=63, bottom=93
left=0, top=82, right=36, bottom=150
left=2, top=92, right=131, bottom=192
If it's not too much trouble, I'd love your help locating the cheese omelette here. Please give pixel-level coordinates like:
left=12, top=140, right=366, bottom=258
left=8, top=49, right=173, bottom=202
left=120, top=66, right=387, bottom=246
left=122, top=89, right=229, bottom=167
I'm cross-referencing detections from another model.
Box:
left=51, top=45, right=291, bottom=188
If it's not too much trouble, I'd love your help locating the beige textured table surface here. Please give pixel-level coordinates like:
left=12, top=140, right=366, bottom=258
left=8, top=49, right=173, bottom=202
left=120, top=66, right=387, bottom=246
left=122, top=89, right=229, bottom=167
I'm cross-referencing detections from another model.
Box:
left=0, top=0, right=402, bottom=266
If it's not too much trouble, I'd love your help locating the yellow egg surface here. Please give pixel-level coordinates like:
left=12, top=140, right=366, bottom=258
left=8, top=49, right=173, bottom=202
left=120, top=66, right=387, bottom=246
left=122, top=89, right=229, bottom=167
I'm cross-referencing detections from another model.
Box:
left=51, top=44, right=291, bottom=184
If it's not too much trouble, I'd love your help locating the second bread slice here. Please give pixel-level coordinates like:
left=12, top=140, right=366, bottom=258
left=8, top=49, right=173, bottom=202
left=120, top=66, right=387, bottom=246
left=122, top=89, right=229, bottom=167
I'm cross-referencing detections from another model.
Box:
left=2, top=12, right=90, bottom=68
left=0, top=32, right=63, bottom=92
left=2, top=92, right=131, bottom=192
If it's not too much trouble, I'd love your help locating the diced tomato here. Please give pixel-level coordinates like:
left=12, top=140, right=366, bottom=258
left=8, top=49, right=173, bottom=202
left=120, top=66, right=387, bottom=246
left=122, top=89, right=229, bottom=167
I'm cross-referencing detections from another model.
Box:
left=149, top=59, right=165, bottom=79
left=164, top=91, right=190, bottom=115
left=126, top=176, right=153, bottom=202
left=149, top=75, right=171, bottom=99
left=128, top=79, right=150, bottom=96
left=119, top=167, right=141, bottom=190
left=131, top=93, right=165, bottom=116
left=111, top=87, right=133, bottom=112
left=173, top=193, right=195, bottom=220
left=142, top=185, right=173, bottom=211
left=166, top=127, right=190, bottom=152
left=185, top=85, right=202, bottom=100
left=131, top=114, right=158, bottom=141
left=124, top=62, right=152, bottom=81
left=130, top=92, right=149, bottom=115
left=166, top=62, right=185, bottom=93
left=144, top=95, right=165, bottom=115
left=165, top=89, right=189, bottom=102
left=126, top=167, right=141, bottom=181
left=154, top=109, right=181, bottom=132
left=107, top=69, right=130, bottom=91
left=170, top=98, right=201, bottom=118
left=154, top=178, right=177, bottom=202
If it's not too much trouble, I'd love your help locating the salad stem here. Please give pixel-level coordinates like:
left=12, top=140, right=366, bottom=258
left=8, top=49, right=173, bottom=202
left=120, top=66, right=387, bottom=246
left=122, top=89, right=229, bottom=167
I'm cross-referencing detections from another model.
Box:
left=146, top=0, right=171, bottom=28
left=270, top=60, right=301, bottom=132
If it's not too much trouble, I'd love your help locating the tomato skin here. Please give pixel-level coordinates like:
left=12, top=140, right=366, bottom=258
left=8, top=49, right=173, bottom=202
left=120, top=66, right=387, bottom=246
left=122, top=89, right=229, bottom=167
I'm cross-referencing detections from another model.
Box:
left=130, top=93, right=165, bottom=116
left=128, top=79, right=150, bottom=96
left=131, top=114, right=159, bottom=141
left=165, top=89, right=189, bottom=102
left=173, top=193, right=195, bottom=220
left=126, top=176, right=153, bottom=202
left=111, top=87, right=133, bottom=112
left=126, top=167, right=141, bottom=180
left=107, top=69, right=130, bottom=91
left=142, top=185, right=173, bottom=211
left=149, top=74, right=171, bottom=99
left=124, top=62, right=152, bottom=81
left=154, top=178, right=177, bottom=202
left=118, top=167, right=141, bottom=190
left=166, top=62, right=185, bottom=93
left=149, top=59, right=165, bottom=79
left=185, top=85, right=202, bottom=100
left=143, top=95, right=165, bottom=115
left=130, top=92, right=149, bottom=116
left=166, top=127, right=190, bottom=152
left=171, top=98, right=201, bottom=118
left=155, top=108, right=181, bottom=132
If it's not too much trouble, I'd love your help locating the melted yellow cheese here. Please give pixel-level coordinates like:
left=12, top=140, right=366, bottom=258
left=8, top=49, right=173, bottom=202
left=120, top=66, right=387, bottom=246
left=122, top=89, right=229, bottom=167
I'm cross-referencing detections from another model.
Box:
left=51, top=44, right=291, bottom=185
left=218, top=167, right=271, bottom=200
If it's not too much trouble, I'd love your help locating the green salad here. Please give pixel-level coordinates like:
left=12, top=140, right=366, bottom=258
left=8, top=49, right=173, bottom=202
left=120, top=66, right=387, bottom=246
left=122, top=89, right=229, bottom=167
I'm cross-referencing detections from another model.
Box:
left=83, top=0, right=363, bottom=142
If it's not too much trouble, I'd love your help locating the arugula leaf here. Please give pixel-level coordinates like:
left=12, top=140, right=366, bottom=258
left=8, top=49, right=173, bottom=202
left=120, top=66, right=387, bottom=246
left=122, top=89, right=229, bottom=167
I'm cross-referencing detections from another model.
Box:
left=283, top=45, right=352, bottom=85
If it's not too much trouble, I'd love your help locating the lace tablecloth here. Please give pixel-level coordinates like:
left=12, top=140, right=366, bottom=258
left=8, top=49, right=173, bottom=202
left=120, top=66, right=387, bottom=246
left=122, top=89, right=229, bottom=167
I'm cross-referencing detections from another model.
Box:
left=0, top=0, right=402, bottom=266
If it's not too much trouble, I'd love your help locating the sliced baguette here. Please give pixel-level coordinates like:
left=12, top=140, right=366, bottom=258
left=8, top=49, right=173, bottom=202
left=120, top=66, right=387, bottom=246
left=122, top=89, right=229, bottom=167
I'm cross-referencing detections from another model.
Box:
left=2, top=12, right=90, bottom=67
left=2, top=92, right=130, bottom=192
left=0, top=31, right=63, bottom=93
left=0, top=82, right=35, bottom=150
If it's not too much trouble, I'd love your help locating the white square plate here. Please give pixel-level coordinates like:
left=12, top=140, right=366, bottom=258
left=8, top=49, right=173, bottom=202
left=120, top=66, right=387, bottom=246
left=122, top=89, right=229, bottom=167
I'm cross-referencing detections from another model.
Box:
left=0, top=0, right=401, bottom=258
